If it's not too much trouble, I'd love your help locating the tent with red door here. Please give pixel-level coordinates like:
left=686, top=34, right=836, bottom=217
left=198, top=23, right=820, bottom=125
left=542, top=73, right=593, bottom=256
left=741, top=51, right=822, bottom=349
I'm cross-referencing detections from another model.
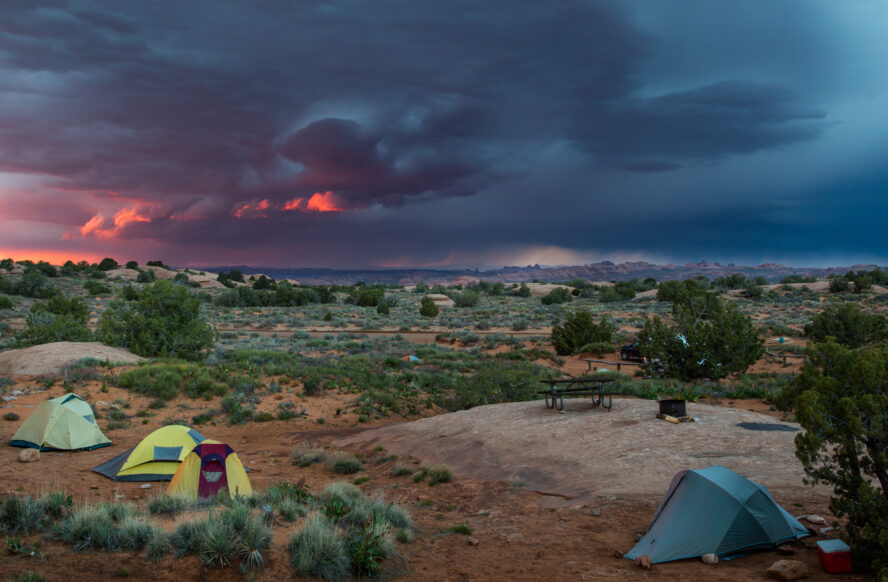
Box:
left=167, top=440, right=252, bottom=501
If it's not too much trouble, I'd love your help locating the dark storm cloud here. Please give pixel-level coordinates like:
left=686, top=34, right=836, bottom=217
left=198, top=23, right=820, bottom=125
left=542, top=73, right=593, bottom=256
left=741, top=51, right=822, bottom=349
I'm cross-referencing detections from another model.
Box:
left=581, top=81, right=829, bottom=172
left=0, top=0, right=870, bottom=265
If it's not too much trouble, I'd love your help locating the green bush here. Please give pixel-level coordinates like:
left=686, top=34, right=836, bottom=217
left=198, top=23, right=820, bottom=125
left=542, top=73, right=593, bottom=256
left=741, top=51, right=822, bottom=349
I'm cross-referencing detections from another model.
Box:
left=118, top=364, right=183, bottom=400
left=376, top=301, right=390, bottom=316
left=540, top=286, right=572, bottom=305
left=551, top=310, right=613, bottom=355
left=778, top=342, right=888, bottom=577
left=288, top=514, right=350, bottom=581
left=325, top=453, right=364, bottom=475
left=426, top=464, right=453, bottom=485
left=0, top=294, right=13, bottom=309
left=97, top=280, right=215, bottom=360
left=450, top=361, right=553, bottom=410
left=84, top=279, right=112, bottom=295
left=453, top=290, right=480, bottom=308
left=147, top=495, right=188, bottom=516
left=98, top=258, right=119, bottom=271
left=3, top=412, right=19, bottom=421
left=803, top=303, right=886, bottom=348
left=639, top=297, right=763, bottom=381
left=449, top=521, right=473, bottom=535
left=419, top=296, right=439, bottom=317
left=16, top=296, right=92, bottom=347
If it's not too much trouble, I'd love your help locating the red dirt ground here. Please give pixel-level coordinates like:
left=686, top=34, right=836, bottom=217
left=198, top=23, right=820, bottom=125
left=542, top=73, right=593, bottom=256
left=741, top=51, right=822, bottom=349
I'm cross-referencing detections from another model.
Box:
left=0, top=346, right=870, bottom=582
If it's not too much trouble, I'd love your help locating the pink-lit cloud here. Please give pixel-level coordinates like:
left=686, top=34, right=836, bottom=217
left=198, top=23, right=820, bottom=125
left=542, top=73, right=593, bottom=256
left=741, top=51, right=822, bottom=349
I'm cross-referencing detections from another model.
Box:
left=78, top=205, right=153, bottom=239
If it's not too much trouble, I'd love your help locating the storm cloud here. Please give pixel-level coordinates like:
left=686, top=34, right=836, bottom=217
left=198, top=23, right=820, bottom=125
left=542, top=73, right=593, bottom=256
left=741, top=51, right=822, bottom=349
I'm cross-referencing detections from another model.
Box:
left=0, top=0, right=885, bottom=267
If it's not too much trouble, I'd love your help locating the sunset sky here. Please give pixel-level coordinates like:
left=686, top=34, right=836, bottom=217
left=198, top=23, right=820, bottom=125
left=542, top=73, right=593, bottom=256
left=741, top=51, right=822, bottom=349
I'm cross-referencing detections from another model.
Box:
left=1, top=1, right=887, bottom=268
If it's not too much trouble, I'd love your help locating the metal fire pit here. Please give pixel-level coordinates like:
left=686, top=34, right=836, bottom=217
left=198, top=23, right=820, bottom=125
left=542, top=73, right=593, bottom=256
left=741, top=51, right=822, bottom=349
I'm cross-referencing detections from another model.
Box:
left=658, top=399, right=686, bottom=417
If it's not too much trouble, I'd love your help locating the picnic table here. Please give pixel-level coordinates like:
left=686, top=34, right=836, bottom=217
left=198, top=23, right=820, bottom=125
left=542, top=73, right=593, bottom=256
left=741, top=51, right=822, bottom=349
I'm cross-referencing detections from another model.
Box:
left=538, top=376, right=616, bottom=411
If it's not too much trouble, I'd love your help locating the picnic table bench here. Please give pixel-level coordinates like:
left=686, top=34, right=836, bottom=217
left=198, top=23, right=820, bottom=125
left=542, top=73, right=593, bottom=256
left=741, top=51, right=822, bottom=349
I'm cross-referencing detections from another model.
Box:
left=538, top=376, right=616, bottom=411
left=581, top=358, right=643, bottom=373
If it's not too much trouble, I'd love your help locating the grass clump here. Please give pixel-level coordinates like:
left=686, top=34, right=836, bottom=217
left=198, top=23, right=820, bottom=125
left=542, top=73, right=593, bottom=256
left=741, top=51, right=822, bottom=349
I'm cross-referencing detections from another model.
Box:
left=288, top=514, right=350, bottom=581
left=290, top=445, right=325, bottom=467
left=450, top=521, right=473, bottom=535
left=391, top=464, right=413, bottom=477
left=426, top=464, right=453, bottom=485
left=325, top=452, right=364, bottom=475
left=118, top=517, right=158, bottom=551
left=147, top=495, right=188, bottom=516
left=56, top=504, right=121, bottom=552
left=3, top=412, right=20, bottom=421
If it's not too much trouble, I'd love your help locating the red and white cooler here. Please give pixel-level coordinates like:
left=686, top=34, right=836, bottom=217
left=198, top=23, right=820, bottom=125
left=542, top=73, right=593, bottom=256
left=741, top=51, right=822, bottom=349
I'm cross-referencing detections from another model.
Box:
left=816, top=539, right=852, bottom=574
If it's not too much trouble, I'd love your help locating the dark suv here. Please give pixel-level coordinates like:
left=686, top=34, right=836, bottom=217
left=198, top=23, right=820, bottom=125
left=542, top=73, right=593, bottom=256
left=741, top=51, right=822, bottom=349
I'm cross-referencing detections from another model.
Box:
left=620, top=341, right=645, bottom=361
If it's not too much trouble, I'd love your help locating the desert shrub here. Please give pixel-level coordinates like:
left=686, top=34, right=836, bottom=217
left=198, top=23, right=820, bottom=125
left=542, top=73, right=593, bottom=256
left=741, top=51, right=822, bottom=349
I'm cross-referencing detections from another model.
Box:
left=148, top=495, right=188, bottom=516
left=391, top=464, right=413, bottom=477
left=16, top=296, right=92, bottom=347
left=515, top=284, right=531, bottom=297
left=145, top=528, right=170, bottom=562
left=419, top=296, right=439, bottom=317
left=376, top=301, right=390, bottom=316
left=346, top=513, right=393, bottom=577
left=828, top=275, right=851, bottom=293
left=0, top=495, right=48, bottom=535
left=639, top=297, right=763, bottom=381
left=97, top=280, right=215, bottom=361
left=449, top=522, right=473, bottom=535
left=450, top=360, right=553, bottom=410
left=540, top=286, right=572, bottom=305
left=551, top=310, right=613, bottom=355
left=136, top=269, right=155, bottom=283
left=288, top=514, right=350, bottom=581
left=278, top=498, right=307, bottom=522
left=118, top=518, right=157, bottom=551
left=803, top=303, right=886, bottom=348
left=12, top=271, right=58, bottom=299
left=2, top=412, right=19, bottom=421
left=778, top=341, right=888, bottom=577
left=84, top=279, right=112, bottom=295
left=0, top=294, right=13, bottom=309
left=781, top=274, right=817, bottom=284
left=98, top=257, right=119, bottom=271
left=118, top=364, right=183, bottom=400
left=453, top=290, right=480, bottom=308
left=426, top=464, right=453, bottom=485
left=56, top=504, right=120, bottom=552
left=291, top=446, right=325, bottom=467
left=325, top=453, right=364, bottom=475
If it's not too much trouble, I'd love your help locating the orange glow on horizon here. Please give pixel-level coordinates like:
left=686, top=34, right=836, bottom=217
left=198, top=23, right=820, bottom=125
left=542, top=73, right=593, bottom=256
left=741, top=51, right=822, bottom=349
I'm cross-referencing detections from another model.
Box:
left=0, top=249, right=105, bottom=265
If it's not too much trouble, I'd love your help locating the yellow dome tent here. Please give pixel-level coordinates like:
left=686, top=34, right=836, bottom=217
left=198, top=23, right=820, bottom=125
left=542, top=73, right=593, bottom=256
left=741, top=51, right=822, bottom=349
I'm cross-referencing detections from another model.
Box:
left=168, top=440, right=252, bottom=501
left=10, top=394, right=111, bottom=451
left=92, top=424, right=205, bottom=481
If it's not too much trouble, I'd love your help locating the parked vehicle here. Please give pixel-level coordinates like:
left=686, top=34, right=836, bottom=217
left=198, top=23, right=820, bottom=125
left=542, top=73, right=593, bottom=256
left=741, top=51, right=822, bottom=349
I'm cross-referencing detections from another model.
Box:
left=620, top=341, right=645, bottom=361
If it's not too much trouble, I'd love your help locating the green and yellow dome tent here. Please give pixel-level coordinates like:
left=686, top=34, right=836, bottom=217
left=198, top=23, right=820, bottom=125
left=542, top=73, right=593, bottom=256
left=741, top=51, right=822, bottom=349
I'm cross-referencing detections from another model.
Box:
left=10, top=394, right=111, bottom=451
left=92, top=424, right=205, bottom=481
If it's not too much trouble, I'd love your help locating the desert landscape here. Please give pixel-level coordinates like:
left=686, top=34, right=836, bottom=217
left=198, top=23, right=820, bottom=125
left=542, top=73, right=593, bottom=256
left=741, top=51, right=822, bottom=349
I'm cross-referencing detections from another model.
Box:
left=0, top=259, right=883, bottom=581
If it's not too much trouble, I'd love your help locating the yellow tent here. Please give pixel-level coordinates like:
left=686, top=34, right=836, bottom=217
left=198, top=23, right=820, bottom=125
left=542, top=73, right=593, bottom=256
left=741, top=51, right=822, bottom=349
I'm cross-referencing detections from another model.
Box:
left=168, top=440, right=252, bottom=500
left=92, top=425, right=205, bottom=481
left=10, top=394, right=111, bottom=451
